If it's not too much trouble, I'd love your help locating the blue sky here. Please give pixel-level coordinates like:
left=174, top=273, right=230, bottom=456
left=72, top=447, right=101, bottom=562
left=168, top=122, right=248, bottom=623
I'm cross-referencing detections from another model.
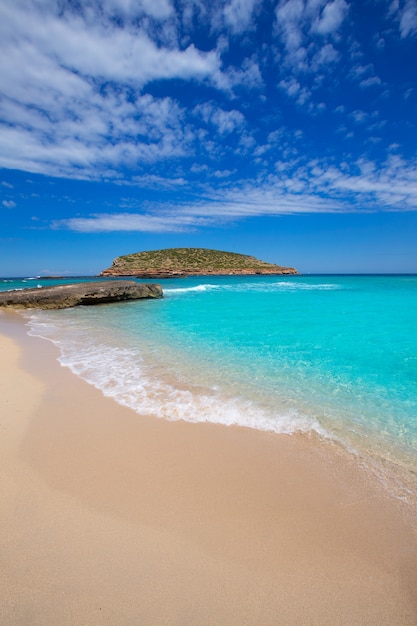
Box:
left=1, top=0, right=416, bottom=276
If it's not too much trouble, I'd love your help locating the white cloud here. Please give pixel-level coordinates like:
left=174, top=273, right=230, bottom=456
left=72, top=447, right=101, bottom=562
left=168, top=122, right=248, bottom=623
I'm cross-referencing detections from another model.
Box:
left=194, top=102, right=246, bottom=134
left=0, top=88, right=192, bottom=178
left=349, top=63, right=382, bottom=90
left=350, top=64, right=373, bottom=79
left=0, top=0, right=416, bottom=223
left=0, top=3, right=219, bottom=87
left=217, top=109, right=245, bottom=133
left=350, top=109, right=368, bottom=123
left=55, top=193, right=343, bottom=235
left=55, top=153, right=417, bottom=235
left=2, top=200, right=16, bottom=208
left=387, top=0, right=417, bottom=37
left=278, top=77, right=311, bottom=104
left=312, top=0, right=348, bottom=35
left=311, top=42, right=340, bottom=67
left=190, top=163, right=209, bottom=174
left=398, top=0, right=417, bottom=37
left=55, top=212, right=212, bottom=233
left=0, top=0, right=226, bottom=179
left=320, top=161, right=417, bottom=209
left=275, top=0, right=305, bottom=53
left=375, top=36, right=386, bottom=50
left=388, top=0, right=400, bottom=17
left=279, top=77, right=302, bottom=97
left=275, top=0, right=348, bottom=45
left=223, top=0, right=259, bottom=33
left=274, top=0, right=348, bottom=81
left=101, top=0, right=174, bottom=20
left=57, top=155, right=417, bottom=232
left=179, top=0, right=209, bottom=30
left=130, top=174, right=187, bottom=188
left=220, top=56, right=263, bottom=90
left=360, top=76, right=382, bottom=88
left=213, top=169, right=235, bottom=178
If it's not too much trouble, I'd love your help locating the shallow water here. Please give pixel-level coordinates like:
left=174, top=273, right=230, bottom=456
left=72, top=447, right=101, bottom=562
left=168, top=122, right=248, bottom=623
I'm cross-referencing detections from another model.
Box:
left=3, top=274, right=417, bottom=489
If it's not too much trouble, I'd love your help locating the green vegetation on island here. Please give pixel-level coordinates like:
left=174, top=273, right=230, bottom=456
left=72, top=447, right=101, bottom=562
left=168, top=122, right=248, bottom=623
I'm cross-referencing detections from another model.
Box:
left=101, top=248, right=298, bottom=277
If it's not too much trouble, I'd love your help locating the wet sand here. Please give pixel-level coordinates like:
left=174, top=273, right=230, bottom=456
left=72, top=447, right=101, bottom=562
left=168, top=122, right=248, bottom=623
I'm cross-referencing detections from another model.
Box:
left=1, top=311, right=417, bottom=625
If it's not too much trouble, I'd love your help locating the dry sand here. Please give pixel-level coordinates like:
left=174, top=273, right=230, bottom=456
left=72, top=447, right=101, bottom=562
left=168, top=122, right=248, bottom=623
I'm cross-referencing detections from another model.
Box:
left=1, top=311, right=417, bottom=625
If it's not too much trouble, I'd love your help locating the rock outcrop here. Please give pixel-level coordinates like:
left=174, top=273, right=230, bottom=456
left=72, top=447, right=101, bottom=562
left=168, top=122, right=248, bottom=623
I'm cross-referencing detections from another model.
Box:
left=101, top=248, right=298, bottom=278
left=0, top=281, right=163, bottom=310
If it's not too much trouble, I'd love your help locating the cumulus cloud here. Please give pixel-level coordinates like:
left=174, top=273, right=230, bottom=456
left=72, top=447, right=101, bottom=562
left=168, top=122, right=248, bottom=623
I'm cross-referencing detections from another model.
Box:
left=273, top=0, right=349, bottom=86
left=213, top=169, right=235, bottom=178
left=0, top=0, right=224, bottom=179
left=0, top=2, right=218, bottom=87
left=0, top=0, right=275, bottom=180
left=349, top=63, right=382, bottom=89
left=223, top=0, right=259, bottom=33
left=349, top=64, right=370, bottom=80
left=396, top=0, right=417, bottom=37
left=2, top=200, right=16, bottom=208
left=350, top=109, right=368, bottom=123
left=275, top=0, right=306, bottom=53
left=311, top=42, right=340, bottom=67
left=220, top=56, right=263, bottom=90
left=360, top=76, right=382, bottom=88
left=278, top=77, right=310, bottom=105
left=275, top=0, right=349, bottom=46
left=0, top=88, right=192, bottom=178
left=0, top=0, right=415, bottom=223
left=312, top=0, right=349, bottom=35
left=193, top=102, right=246, bottom=134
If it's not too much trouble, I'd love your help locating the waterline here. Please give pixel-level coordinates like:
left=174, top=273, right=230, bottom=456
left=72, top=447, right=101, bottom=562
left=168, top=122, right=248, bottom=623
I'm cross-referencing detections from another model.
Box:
left=18, top=274, right=417, bottom=498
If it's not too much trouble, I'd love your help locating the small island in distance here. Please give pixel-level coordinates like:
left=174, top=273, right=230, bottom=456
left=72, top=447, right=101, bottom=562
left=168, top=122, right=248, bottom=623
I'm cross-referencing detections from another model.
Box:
left=100, top=247, right=298, bottom=278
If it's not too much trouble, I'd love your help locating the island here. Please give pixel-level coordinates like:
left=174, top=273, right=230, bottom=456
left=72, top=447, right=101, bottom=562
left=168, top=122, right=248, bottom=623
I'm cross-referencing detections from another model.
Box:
left=0, top=281, right=162, bottom=310
left=100, top=248, right=298, bottom=278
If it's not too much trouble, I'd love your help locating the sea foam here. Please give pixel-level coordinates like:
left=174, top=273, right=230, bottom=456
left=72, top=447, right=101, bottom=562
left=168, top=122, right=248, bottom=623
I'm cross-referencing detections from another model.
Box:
left=25, top=309, right=324, bottom=437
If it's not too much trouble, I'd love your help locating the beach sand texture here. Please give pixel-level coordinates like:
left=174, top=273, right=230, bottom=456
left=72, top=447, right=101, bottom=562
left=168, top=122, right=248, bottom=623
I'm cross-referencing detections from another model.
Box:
left=1, top=311, right=417, bottom=625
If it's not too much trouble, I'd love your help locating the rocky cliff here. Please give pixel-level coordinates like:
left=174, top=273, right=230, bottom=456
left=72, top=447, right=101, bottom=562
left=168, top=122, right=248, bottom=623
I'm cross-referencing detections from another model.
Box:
left=0, top=281, right=162, bottom=310
left=101, top=248, right=298, bottom=278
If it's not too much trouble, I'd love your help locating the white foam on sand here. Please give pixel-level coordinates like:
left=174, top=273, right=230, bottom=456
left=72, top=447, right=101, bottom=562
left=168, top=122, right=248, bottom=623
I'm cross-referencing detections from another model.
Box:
left=25, top=310, right=326, bottom=437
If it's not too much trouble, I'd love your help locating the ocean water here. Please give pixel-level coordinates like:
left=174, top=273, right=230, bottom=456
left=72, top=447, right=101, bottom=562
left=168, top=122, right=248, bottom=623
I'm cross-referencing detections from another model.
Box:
left=2, top=274, right=417, bottom=489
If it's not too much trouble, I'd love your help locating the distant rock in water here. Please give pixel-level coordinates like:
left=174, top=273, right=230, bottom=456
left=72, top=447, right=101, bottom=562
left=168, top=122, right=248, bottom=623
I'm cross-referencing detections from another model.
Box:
left=100, top=248, right=298, bottom=278
left=0, top=281, right=163, bottom=310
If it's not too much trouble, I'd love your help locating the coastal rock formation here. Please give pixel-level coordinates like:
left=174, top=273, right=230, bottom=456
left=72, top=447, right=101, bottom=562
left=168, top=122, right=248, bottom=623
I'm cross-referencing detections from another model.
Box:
left=101, top=248, right=298, bottom=278
left=0, top=281, right=163, bottom=310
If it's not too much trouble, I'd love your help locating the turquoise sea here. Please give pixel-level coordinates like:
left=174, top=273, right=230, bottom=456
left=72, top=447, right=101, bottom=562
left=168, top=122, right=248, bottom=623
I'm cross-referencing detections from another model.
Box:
left=2, top=274, right=417, bottom=492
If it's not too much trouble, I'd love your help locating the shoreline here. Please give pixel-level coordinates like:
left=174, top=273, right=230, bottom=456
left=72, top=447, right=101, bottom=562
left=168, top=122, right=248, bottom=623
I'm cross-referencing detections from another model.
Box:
left=1, top=311, right=417, bottom=624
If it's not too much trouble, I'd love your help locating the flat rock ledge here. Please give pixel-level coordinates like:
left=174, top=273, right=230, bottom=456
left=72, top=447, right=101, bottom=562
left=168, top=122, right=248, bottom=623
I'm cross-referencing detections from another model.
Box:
left=0, top=281, right=163, bottom=310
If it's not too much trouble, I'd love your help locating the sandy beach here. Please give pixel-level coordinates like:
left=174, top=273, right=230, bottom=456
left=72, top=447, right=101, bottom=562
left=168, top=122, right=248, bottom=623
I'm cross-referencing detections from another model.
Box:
left=1, top=310, right=417, bottom=625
